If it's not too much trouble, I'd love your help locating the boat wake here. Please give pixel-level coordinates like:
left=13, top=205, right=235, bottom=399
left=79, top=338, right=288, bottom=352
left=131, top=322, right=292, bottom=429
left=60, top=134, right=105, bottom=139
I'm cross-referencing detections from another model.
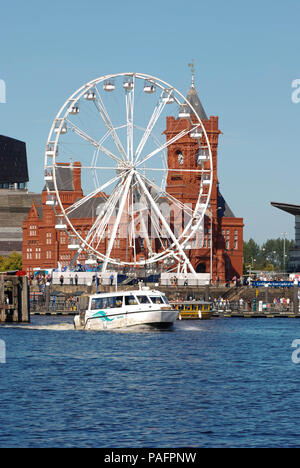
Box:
left=0, top=323, right=75, bottom=331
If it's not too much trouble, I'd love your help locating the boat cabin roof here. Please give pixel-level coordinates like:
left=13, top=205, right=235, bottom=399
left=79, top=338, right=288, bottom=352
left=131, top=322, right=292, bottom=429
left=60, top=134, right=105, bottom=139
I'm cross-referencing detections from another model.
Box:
left=89, top=289, right=164, bottom=299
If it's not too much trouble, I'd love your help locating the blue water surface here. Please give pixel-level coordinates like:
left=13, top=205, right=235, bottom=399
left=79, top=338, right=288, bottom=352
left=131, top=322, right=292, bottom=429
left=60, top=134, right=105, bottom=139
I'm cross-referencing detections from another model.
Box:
left=0, top=316, right=299, bottom=448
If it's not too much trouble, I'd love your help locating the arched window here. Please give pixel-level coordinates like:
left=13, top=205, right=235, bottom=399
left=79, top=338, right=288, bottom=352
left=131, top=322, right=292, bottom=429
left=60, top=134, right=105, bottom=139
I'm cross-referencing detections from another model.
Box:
left=196, top=263, right=206, bottom=273
left=175, top=150, right=184, bottom=165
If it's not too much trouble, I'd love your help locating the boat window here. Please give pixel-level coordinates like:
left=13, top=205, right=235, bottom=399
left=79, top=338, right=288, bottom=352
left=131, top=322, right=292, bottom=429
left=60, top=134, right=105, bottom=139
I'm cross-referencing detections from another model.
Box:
left=107, top=297, right=116, bottom=308
left=162, top=295, right=169, bottom=304
left=91, top=297, right=105, bottom=309
left=125, top=295, right=138, bottom=306
left=115, top=296, right=123, bottom=308
left=137, top=295, right=150, bottom=304
left=91, top=296, right=124, bottom=309
left=150, top=296, right=164, bottom=304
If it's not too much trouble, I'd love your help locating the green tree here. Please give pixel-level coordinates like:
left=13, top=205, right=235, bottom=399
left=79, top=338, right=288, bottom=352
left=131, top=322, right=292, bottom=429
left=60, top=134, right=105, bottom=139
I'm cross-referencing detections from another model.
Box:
left=243, top=237, right=295, bottom=273
left=261, top=238, right=294, bottom=271
left=0, top=252, right=22, bottom=272
left=243, top=238, right=260, bottom=273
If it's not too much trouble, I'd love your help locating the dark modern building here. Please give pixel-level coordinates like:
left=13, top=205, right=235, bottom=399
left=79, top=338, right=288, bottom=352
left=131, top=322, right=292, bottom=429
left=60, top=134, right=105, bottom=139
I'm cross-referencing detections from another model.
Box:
left=0, top=135, right=29, bottom=189
left=271, top=202, right=300, bottom=272
left=0, top=136, right=41, bottom=256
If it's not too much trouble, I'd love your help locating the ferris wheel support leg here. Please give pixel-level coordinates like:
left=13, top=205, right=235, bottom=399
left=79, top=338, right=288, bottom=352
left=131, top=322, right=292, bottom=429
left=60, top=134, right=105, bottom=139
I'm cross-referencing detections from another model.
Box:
left=102, top=172, right=133, bottom=273
left=135, top=172, right=197, bottom=278
left=69, top=248, right=82, bottom=269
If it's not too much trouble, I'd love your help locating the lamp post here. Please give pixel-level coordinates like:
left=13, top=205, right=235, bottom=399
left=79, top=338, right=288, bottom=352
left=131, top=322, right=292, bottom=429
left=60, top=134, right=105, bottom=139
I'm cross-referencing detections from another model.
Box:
left=248, top=257, right=256, bottom=276
left=282, top=232, right=287, bottom=273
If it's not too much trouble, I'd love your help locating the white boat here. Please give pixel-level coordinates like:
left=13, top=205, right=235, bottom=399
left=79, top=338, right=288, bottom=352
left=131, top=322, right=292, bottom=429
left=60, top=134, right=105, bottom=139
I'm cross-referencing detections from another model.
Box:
left=74, top=288, right=178, bottom=330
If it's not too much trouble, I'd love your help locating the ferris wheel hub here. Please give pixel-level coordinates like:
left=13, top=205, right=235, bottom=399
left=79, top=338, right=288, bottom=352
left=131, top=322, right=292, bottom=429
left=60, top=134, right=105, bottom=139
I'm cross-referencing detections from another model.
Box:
left=116, top=161, right=134, bottom=177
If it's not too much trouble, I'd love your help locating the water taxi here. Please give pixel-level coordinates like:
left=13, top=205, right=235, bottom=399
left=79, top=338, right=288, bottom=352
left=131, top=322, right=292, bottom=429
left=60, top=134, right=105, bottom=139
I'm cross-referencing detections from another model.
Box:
left=74, top=288, right=178, bottom=330
left=170, top=301, right=214, bottom=320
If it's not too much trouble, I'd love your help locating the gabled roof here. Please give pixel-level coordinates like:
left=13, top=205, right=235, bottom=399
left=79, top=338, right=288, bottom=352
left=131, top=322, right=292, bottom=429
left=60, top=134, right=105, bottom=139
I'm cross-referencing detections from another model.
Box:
left=68, top=196, right=107, bottom=219
left=43, top=166, right=74, bottom=191
left=27, top=201, right=42, bottom=220
left=217, top=190, right=235, bottom=218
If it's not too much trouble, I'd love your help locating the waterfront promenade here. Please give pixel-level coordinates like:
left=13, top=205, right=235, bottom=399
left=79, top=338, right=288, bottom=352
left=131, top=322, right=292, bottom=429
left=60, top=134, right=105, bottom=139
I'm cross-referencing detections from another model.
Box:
left=29, top=282, right=300, bottom=318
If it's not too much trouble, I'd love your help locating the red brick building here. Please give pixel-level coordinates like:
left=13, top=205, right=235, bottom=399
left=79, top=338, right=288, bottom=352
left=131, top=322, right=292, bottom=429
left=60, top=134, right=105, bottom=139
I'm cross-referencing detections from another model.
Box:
left=165, top=83, right=244, bottom=280
left=22, top=82, right=243, bottom=281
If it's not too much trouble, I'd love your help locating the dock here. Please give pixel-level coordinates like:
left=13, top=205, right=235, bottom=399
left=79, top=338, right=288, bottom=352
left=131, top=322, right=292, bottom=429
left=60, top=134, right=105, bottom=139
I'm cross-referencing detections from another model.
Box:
left=0, top=274, right=30, bottom=323
left=213, top=310, right=300, bottom=319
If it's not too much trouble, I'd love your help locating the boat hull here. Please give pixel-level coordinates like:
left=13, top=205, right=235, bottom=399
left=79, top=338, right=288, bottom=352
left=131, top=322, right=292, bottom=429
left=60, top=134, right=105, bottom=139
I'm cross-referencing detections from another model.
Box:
left=74, top=308, right=178, bottom=331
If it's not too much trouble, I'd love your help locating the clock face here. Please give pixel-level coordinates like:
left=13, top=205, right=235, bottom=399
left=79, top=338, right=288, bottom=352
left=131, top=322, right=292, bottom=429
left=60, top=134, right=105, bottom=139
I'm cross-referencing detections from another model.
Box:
left=177, top=152, right=184, bottom=165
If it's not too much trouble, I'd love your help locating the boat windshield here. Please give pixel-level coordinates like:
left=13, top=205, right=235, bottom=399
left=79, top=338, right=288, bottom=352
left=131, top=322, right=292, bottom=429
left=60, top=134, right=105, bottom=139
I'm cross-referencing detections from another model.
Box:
left=150, top=296, right=164, bottom=304
left=91, top=296, right=123, bottom=309
left=162, top=295, right=169, bottom=304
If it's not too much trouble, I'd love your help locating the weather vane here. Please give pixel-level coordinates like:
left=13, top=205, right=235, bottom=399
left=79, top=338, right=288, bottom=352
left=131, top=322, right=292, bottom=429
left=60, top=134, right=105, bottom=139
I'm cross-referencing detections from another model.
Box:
left=188, top=60, right=195, bottom=88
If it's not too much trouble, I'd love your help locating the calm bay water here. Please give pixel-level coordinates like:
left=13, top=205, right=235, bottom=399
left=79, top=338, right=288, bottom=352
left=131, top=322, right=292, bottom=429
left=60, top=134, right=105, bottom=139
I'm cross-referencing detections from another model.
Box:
left=0, top=316, right=300, bottom=448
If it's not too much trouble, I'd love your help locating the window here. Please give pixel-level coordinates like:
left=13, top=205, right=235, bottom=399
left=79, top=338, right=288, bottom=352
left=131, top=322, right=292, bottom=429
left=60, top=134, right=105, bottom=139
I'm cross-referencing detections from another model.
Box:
left=234, top=230, right=238, bottom=249
left=150, top=296, right=164, bottom=304
left=90, top=296, right=124, bottom=310
left=29, top=225, right=37, bottom=236
left=46, top=232, right=52, bottom=245
left=35, top=247, right=41, bottom=259
left=162, top=295, right=169, bottom=304
left=115, top=297, right=123, bottom=308
left=137, top=295, right=150, bottom=304
left=225, top=230, right=230, bottom=249
left=125, top=295, right=138, bottom=306
left=46, top=251, right=52, bottom=259
left=26, top=248, right=32, bottom=259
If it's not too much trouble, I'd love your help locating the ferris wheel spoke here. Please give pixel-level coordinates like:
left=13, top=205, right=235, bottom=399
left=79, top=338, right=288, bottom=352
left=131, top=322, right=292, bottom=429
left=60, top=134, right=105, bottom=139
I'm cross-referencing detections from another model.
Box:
left=135, top=184, right=156, bottom=257
left=130, top=188, right=137, bottom=264
left=84, top=180, right=125, bottom=250
left=92, top=185, right=124, bottom=249
left=64, top=171, right=126, bottom=217
left=135, top=171, right=197, bottom=275
left=142, top=167, right=210, bottom=173
left=146, top=204, right=166, bottom=251
left=138, top=172, right=194, bottom=219
left=93, top=87, right=127, bottom=162
left=134, top=89, right=169, bottom=165
left=136, top=125, right=200, bottom=169
left=66, top=120, right=122, bottom=165
left=102, top=172, right=134, bottom=271
left=125, top=80, right=135, bottom=163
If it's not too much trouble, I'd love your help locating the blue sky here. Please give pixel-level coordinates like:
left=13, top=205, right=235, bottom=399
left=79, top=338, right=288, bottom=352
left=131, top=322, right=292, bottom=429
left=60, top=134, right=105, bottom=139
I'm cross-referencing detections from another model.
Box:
left=0, top=0, right=299, bottom=245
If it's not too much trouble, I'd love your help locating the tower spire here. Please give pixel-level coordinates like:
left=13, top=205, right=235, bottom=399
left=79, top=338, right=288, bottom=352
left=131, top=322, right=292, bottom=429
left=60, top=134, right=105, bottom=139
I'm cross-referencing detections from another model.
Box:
left=186, top=60, right=208, bottom=120
left=188, top=60, right=195, bottom=88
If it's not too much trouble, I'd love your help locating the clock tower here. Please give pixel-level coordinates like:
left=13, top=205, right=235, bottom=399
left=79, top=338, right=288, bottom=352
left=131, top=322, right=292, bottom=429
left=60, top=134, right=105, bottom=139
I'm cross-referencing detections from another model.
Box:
left=164, top=73, right=244, bottom=281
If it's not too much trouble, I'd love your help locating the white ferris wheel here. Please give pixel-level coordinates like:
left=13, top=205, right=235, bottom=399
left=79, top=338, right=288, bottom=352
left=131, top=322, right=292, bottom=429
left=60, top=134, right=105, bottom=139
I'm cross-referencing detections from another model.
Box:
left=44, top=73, right=213, bottom=275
